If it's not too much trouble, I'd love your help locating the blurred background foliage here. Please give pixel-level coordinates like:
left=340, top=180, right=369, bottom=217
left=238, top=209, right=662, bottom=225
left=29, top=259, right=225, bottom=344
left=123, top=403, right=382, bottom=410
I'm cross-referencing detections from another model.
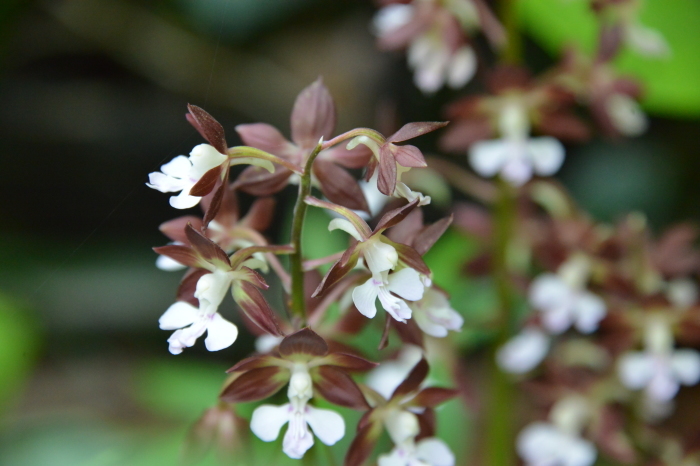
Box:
left=0, top=0, right=699, bottom=464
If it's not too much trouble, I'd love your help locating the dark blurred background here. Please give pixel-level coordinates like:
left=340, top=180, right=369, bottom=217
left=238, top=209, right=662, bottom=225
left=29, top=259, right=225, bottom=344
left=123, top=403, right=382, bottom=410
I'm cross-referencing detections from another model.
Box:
left=0, top=0, right=698, bottom=465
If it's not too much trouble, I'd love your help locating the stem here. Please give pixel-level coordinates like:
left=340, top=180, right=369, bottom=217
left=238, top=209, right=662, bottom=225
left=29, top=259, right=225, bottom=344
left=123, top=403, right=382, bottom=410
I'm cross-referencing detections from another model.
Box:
left=289, top=142, right=324, bottom=324
left=485, top=177, right=517, bottom=466
left=500, top=0, right=522, bottom=64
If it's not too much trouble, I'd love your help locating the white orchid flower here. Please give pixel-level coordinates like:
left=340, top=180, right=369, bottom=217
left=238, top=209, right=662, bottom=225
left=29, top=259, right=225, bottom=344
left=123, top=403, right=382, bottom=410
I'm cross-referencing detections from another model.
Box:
left=496, top=328, right=550, bottom=374
left=409, top=287, right=463, bottom=337
left=158, top=301, right=238, bottom=355
left=469, top=101, right=564, bottom=186
left=353, top=268, right=425, bottom=322
left=517, top=421, right=596, bottom=466
left=147, top=144, right=228, bottom=209
left=379, top=437, right=455, bottom=466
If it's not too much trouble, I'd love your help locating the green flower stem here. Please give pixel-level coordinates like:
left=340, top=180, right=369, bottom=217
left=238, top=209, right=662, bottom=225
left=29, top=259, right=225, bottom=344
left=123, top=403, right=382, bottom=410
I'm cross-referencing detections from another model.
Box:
left=485, top=177, right=517, bottom=466
left=289, top=141, right=324, bottom=324
left=500, top=0, right=522, bottom=65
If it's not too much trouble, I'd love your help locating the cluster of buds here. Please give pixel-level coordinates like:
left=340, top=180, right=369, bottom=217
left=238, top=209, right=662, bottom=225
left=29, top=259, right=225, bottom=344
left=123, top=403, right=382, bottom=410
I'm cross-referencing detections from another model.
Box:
left=147, top=79, right=463, bottom=463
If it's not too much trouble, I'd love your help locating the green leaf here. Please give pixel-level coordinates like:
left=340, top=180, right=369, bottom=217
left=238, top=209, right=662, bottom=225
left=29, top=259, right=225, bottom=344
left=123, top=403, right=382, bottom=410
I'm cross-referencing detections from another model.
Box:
left=518, top=0, right=700, bottom=116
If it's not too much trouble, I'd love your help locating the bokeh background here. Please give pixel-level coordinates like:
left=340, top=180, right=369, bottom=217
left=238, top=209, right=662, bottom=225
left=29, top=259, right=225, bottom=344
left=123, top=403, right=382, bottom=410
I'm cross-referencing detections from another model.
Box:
left=1, top=0, right=699, bottom=465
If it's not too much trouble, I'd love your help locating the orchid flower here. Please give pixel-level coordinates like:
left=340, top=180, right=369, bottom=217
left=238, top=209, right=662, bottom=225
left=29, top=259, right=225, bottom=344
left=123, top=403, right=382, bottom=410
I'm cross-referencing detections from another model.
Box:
left=496, top=328, right=550, bottom=374
left=378, top=437, right=455, bottom=466
left=159, top=301, right=238, bottom=355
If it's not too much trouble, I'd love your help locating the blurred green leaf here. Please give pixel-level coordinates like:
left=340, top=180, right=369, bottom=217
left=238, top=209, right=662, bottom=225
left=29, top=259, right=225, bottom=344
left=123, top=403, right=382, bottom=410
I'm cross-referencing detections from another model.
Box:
left=518, top=0, right=700, bottom=116
left=0, top=294, right=40, bottom=410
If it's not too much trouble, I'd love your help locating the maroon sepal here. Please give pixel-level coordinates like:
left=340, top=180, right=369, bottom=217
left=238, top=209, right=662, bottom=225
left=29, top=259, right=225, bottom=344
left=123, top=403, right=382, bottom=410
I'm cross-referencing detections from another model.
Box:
left=314, top=159, right=370, bottom=212
left=153, top=245, right=201, bottom=268
left=391, top=358, right=429, bottom=399
left=392, top=145, right=427, bottom=168
left=377, top=144, right=397, bottom=195
left=344, top=421, right=382, bottom=466
left=413, top=215, right=453, bottom=255
left=279, top=327, right=329, bottom=358
left=233, top=165, right=293, bottom=197
left=388, top=121, right=448, bottom=143
left=190, top=166, right=222, bottom=197
left=408, top=387, right=459, bottom=408
left=320, top=352, right=378, bottom=372
left=378, top=313, right=392, bottom=350
left=185, top=224, right=230, bottom=267
left=313, top=366, right=370, bottom=410
left=312, top=244, right=360, bottom=297
left=393, top=317, right=424, bottom=348
left=375, top=198, right=420, bottom=233
left=219, top=366, right=287, bottom=403
left=202, top=182, right=226, bottom=226
left=187, top=104, right=228, bottom=155
left=240, top=197, right=276, bottom=232
left=415, top=408, right=436, bottom=440
left=159, top=215, right=203, bottom=244
left=227, top=355, right=280, bottom=373
left=439, top=119, right=493, bottom=152
left=384, top=239, right=431, bottom=275
left=177, top=268, right=208, bottom=306
left=233, top=281, right=283, bottom=336
left=291, top=77, right=336, bottom=150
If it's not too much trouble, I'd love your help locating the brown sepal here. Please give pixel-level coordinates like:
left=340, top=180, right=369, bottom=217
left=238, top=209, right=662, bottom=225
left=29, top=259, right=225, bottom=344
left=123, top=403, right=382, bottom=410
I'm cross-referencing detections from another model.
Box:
left=391, top=358, right=429, bottom=399
left=322, top=352, right=378, bottom=372
left=393, top=317, right=424, bottom=348
left=202, top=182, right=226, bottom=226
left=409, top=387, right=459, bottom=408
left=439, top=119, right=493, bottom=152
left=388, top=121, right=449, bottom=143
left=159, top=216, right=203, bottom=244
left=235, top=123, right=294, bottom=157
left=377, top=144, right=397, bottom=196
left=234, top=281, right=283, bottom=336
left=313, top=244, right=360, bottom=297
left=279, top=327, right=329, bottom=358
left=227, top=355, right=279, bottom=373
left=344, top=421, right=382, bottom=466
left=314, top=366, right=370, bottom=410
left=314, top=159, right=370, bottom=212
left=190, top=166, right=222, bottom=197
left=413, top=215, right=453, bottom=255
left=375, top=198, right=419, bottom=233
left=219, top=366, right=287, bottom=403
left=378, top=313, right=393, bottom=350
left=384, top=238, right=431, bottom=275
left=233, top=165, right=293, bottom=197
left=392, top=144, right=427, bottom=168
left=187, top=104, right=228, bottom=155
left=185, top=223, right=230, bottom=266
left=177, top=268, right=208, bottom=306
left=240, top=197, right=276, bottom=232
left=291, top=78, right=336, bottom=150
left=153, top=245, right=201, bottom=269
left=415, top=408, right=436, bottom=440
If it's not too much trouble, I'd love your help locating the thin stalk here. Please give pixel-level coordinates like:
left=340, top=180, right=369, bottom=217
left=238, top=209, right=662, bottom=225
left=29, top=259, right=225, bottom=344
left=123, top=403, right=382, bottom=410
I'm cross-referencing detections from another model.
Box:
left=500, top=0, right=522, bottom=65
left=289, top=141, right=324, bottom=324
left=485, top=177, right=517, bottom=466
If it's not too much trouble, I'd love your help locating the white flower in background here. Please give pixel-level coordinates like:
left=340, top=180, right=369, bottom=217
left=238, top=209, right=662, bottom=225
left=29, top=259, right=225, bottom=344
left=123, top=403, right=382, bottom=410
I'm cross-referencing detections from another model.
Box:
left=147, top=144, right=227, bottom=209
left=250, top=364, right=345, bottom=459
left=624, top=22, right=670, bottom=58
left=529, top=255, right=606, bottom=334
left=666, top=278, right=698, bottom=308
left=410, top=287, right=463, bottom=337
left=517, top=422, right=596, bottom=466
left=408, top=38, right=477, bottom=93
left=469, top=101, right=565, bottom=186
left=618, top=316, right=700, bottom=402
left=379, top=437, right=455, bottom=466
left=255, top=334, right=284, bottom=353
left=366, top=345, right=424, bottom=399
left=353, top=268, right=426, bottom=322
left=373, top=3, right=415, bottom=37
left=496, top=328, right=550, bottom=374
left=159, top=301, right=238, bottom=355
left=605, top=93, right=648, bottom=137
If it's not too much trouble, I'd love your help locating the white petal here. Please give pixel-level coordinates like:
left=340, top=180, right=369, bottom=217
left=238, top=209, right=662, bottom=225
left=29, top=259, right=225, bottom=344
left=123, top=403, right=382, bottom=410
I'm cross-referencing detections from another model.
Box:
left=364, top=240, right=399, bottom=274
left=385, top=410, right=420, bottom=445
left=378, top=286, right=412, bottom=322
left=329, top=218, right=363, bottom=241
left=156, top=254, right=187, bottom=271
left=255, top=334, right=283, bottom=353
left=562, top=436, right=597, bottom=466
left=500, top=152, right=533, bottom=186
left=387, top=268, right=425, bottom=301
left=416, top=437, right=455, bottom=466
left=188, top=144, right=227, bottom=178
left=146, top=171, right=187, bottom=193
left=647, top=370, right=679, bottom=402
left=530, top=274, right=570, bottom=310
left=572, top=293, right=606, bottom=334
left=250, top=404, right=291, bottom=442
left=413, top=48, right=449, bottom=94
left=517, top=422, right=562, bottom=464
left=414, top=310, right=449, bottom=338
left=528, top=137, right=565, bottom=176
left=195, top=270, right=233, bottom=315
left=496, top=329, right=549, bottom=374
left=283, top=411, right=314, bottom=459
left=377, top=446, right=407, bottom=466
left=447, top=46, right=477, bottom=89
left=305, top=406, right=345, bottom=446
left=167, top=330, right=187, bottom=355
left=373, top=4, right=414, bottom=36
left=671, top=349, right=700, bottom=386
left=605, top=93, right=648, bottom=137
left=468, top=139, right=508, bottom=177
left=160, top=155, right=192, bottom=177
left=352, top=277, right=380, bottom=318
left=159, top=301, right=199, bottom=330
left=618, top=352, right=654, bottom=389
left=625, top=23, right=670, bottom=57
left=204, top=313, right=238, bottom=351
left=169, top=191, right=201, bottom=209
